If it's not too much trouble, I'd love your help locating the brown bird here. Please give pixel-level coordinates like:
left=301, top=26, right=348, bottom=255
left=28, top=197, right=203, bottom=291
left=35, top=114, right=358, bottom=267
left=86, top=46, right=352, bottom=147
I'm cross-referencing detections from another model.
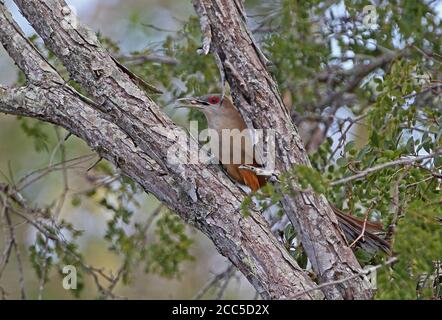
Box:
left=330, top=205, right=391, bottom=255
left=177, top=94, right=390, bottom=254
left=177, top=94, right=266, bottom=191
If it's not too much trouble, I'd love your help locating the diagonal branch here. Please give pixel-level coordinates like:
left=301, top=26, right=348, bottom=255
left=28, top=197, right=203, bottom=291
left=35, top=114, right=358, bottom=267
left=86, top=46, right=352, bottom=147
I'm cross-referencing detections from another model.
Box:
left=0, top=0, right=321, bottom=299
left=331, top=151, right=442, bottom=186
left=0, top=82, right=320, bottom=300
left=120, top=54, right=178, bottom=66
left=192, top=0, right=373, bottom=299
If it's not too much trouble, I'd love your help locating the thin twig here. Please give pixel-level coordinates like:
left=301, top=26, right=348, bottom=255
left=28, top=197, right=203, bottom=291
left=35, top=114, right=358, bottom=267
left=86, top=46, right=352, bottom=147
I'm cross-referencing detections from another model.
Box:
left=0, top=239, right=13, bottom=280
left=141, top=23, right=177, bottom=33
left=193, top=264, right=235, bottom=300
left=17, top=154, right=96, bottom=191
left=37, top=237, right=50, bottom=300
left=2, top=196, right=26, bottom=299
left=53, top=128, right=69, bottom=218
left=331, top=151, right=442, bottom=186
left=412, top=45, right=442, bottom=66
left=402, top=83, right=442, bottom=99
left=215, top=266, right=236, bottom=300
left=48, top=131, right=72, bottom=166
left=105, top=205, right=163, bottom=296
left=349, top=203, right=375, bottom=248
left=0, top=195, right=14, bottom=280
left=386, top=171, right=408, bottom=242
left=120, top=53, right=178, bottom=66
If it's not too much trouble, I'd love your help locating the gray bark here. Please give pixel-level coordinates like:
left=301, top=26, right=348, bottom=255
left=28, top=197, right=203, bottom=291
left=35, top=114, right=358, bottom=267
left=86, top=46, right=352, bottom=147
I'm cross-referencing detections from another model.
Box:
left=0, top=0, right=322, bottom=299
left=192, top=0, right=372, bottom=299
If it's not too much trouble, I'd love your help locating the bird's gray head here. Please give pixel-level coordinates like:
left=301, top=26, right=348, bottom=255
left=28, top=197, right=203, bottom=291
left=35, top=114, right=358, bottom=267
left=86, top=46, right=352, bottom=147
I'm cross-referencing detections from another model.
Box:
left=176, top=94, right=225, bottom=116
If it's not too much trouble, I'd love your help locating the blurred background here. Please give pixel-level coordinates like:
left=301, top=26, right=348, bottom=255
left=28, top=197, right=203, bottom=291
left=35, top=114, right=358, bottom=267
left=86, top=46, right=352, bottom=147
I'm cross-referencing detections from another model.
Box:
left=1, top=0, right=442, bottom=300
left=0, top=0, right=258, bottom=299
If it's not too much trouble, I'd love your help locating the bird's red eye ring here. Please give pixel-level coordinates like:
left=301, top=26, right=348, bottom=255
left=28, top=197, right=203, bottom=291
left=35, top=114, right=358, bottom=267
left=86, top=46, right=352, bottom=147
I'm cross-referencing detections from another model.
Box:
left=208, top=96, right=220, bottom=105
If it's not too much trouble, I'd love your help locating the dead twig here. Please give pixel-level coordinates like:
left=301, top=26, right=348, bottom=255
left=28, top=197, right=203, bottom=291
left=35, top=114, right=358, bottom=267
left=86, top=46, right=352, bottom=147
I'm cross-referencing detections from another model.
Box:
left=349, top=203, right=375, bottom=248
left=386, top=171, right=408, bottom=242
left=193, top=264, right=235, bottom=300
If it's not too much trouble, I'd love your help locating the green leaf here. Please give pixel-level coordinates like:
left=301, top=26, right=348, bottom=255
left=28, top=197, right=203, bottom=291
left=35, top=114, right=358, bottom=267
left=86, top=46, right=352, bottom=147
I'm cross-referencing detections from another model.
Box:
left=336, top=157, right=348, bottom=167
left=344, top=141, right=356, bottom=153
left=405, top=136, right=415, bottom=154
left=370, top=130, right=380, bottom=148
left=71, top=197, right=81, bottom=207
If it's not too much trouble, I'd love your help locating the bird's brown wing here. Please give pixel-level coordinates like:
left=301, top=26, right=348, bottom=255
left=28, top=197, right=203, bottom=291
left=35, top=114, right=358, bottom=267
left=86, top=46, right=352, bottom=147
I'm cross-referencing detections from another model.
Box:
left=332, top=207, right=391, bottom=254
left=334, top=210, right=384, bottom=234
left=238, top=167, right=261, bottom=192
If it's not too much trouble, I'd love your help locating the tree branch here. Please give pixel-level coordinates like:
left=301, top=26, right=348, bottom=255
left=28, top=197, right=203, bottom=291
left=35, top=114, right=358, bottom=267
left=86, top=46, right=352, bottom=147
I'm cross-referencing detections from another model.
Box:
left=0, top=0, right=322, bottom=299
left=331, top=151, right=442, bottom=186
left=192, top=0, right=373, bottom=299
left=120, top=54, right=178, bottom=66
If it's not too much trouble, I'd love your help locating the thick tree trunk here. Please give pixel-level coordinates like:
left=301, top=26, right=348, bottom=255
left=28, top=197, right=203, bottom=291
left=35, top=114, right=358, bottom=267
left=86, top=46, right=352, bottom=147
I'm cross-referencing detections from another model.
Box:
left=192, top=0, right=372, bottom=299
left=0, top=0, right=375, bottom=299
left=0, top=0, right=322, bottom=299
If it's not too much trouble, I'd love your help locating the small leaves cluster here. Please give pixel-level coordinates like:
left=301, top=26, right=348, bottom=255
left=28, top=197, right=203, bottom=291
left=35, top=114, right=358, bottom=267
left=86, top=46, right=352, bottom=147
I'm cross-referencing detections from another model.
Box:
left=90, top=162, right=194, bottom=282
left=144, top=211, right=194, bottom=278
left=287, top=59, right=441, bottom=298
left=29, top=220, right=86, bottom=297
left=254, top=0, right=442, bottom=299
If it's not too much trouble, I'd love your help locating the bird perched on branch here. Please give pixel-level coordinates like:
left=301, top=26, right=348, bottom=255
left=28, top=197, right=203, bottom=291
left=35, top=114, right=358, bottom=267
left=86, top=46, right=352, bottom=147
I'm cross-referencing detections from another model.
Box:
left=177, top=94, right=390, bottom=254
left=177, top=94, right=266, bottom=191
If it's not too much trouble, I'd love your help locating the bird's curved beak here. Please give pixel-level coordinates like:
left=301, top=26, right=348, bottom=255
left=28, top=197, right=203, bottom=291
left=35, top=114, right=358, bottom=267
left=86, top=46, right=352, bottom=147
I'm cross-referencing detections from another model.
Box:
left=175, top=97, right=208, bottom=110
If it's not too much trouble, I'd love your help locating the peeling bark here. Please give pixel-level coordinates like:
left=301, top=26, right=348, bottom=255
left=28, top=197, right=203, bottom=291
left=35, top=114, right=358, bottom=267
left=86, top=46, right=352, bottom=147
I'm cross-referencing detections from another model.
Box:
left=0, top=1, right=323, bottom=299
left=192, top=0, right=373, bottom=299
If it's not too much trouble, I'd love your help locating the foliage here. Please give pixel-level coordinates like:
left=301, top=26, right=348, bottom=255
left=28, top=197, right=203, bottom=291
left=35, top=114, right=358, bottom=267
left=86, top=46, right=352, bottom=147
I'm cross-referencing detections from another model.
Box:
left=144, top=211, right=195, bottom=278
left=90, top=162, right=194, bottom=286
left=377, top=200, right=442, bottom=299
left=243, top=0, right=442, bottom=299
left=18, top=117, right=50, bottom=152
left=118, top=16, right=219, bottom=129
left=29, top=221, right=86, bottom=298
left=1, top=0, right=441, bottom=299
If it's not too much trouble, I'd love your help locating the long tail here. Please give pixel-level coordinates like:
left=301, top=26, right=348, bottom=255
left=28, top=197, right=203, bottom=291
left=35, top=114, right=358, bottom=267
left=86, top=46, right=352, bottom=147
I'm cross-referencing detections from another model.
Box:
left=332, top=206, right=391, bottom=255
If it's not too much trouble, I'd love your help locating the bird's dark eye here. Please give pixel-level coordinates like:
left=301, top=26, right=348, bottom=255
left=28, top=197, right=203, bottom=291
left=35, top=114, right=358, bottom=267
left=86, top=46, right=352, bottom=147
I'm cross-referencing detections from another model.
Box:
left=208, top=96, right=220, bottom=105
